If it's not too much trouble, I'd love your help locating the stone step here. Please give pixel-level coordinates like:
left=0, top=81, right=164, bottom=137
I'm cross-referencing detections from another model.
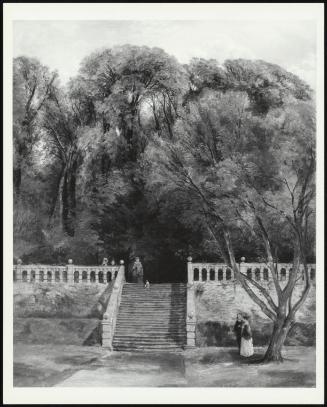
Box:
left=120, top=296, right=186, bottom=300
left=115, top=325, right=185, bottom=329
left=115, top=332, right=186, bottom=336
left=118, top=306, right=186, bottom=310
left=122, top=288, right=186, bottom=292
left=117, top=320, right=185, bottom=324
left=113, top=336, right=185, bottom=341
left=113, top=338, right=186, bottom=343
left=118, top=308, right=186, bottom=312
left=123, top=283, right=186, bottom=287
left=112, top=342, right=185, bottom=348
left=122, top=287, right=186, bottom=290
left=121, top=295, right=186, bottom=298
left=117, top=315, right=186, bottom=319
left=119, top=303, right=186, bottom=306
left=114, top=331, right=186, bottom=336
left=122, top=291, right=186, bottom=294
left=112, top=346, right=185, bottom=351
left=122, top=292, right=186, bottom=294
left=116, top=321, right=186, bottom=331
left=116, top=320, right=185, bottom=325
left=112, top=348, right=184, bottom=353
left=113, top=337, right=186, bottom=343
left=116, top=316, right=186, bottom=320
left=118, top=310, right=185, bottom=318
left=115, top=327, right=185, bottom=331
left=122, top=290, right=186, bottom=294
left=121, top=292, right=186, bottom=294
left=113, top=282, right=187, bottom=351
left=119, top=310, right=185, bottom=318
left=120, top=297, right=186, bottom=301
left=116, top=318, right=186, bottom=328
left=119, top=302, right=186, bottom=310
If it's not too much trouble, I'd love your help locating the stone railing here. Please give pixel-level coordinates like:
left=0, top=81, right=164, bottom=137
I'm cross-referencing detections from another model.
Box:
left=13, top=259, right=122, bottom=284
left=187, top=258, right=316, bottom=285
left=185, top=257, right=316, bottom=348
left=102, top=262, right=126, bottom=349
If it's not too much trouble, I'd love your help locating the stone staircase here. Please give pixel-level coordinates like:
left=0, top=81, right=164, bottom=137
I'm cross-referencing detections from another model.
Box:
left=112, top=283, right=187, bottom=351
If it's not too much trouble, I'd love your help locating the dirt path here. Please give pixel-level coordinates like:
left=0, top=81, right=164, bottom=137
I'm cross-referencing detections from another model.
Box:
left=57, top=352, right=187, bottom=387
left=14, top=345, right=315, bottom=387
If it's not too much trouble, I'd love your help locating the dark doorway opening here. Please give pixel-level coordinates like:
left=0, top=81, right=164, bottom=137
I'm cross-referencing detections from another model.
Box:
left=141, top=251, right=187, bottom=283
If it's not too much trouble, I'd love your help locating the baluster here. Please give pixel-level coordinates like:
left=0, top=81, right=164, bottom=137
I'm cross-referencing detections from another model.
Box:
left=187, top=257, right=193, bottom=283
left=214, top=266, right=218, bottom=281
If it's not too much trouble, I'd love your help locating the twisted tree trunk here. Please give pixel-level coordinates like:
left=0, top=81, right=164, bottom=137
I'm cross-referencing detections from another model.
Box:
left=263, top=317, right=293, bottom=362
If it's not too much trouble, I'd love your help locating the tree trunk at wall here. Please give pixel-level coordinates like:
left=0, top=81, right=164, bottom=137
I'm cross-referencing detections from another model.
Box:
left=221, top=227, right=311, bottom=363
left=48, top=165, right=65, bottom=224
left=263, top=318, right=293, bottom=362
left=59, top=159, right=78, bottom=237
left=13, top=140, right=27, bottom=197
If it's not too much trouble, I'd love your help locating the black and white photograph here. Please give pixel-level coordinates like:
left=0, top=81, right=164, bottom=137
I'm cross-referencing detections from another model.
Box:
left=3, top=2, right=324, bottom=405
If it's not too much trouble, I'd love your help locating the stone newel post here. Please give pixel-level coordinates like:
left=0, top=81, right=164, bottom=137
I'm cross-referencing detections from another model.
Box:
left=16, top=259, right=23, bottom=282
left=187, top=256, right=194, bottom=284
left=67, top=259, right=74, bottom=283
left=186, top=256, right=196, bottom=348
left=239, top=256, right=246, bottom=276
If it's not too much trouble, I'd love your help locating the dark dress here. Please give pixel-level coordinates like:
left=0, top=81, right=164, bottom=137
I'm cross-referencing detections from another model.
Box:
left=233, top=320, right=243, bottom=350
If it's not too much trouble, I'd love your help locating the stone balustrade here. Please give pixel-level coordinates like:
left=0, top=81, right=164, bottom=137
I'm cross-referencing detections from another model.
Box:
left=102, top=261, right=126, bottom=350
left=187, top=259, right=316, bottom=285
left=185, top=257, right=316, bottom=349
left=13, top=259, right=122, bottom=284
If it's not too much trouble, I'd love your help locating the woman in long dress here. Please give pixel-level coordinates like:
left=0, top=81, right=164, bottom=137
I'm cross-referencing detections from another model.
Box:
left=240, top=315, right=254, bottom=357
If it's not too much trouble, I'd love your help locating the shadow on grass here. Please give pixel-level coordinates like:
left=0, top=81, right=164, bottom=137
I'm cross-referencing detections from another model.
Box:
left=264, top=370, right=315, bottom=387
left=54, top=355, right=99, bottom=366
left=14, top=362, right=76, bottom=387
left=199, top=348, right=265, bottom=365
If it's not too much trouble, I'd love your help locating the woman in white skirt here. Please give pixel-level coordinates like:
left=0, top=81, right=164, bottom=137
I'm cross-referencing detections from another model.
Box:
left=240, top=314, right=254, bottom=357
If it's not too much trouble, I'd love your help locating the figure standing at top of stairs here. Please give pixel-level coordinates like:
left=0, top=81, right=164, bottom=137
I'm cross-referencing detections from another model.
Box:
left=129, top=257, right=144, bottom=283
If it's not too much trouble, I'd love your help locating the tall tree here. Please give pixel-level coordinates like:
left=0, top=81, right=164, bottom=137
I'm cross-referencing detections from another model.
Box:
left=146, top=88, right=315, bottom=362
left=13, top=56, right=57, bottom=195
left=41, top=85, right=83, bottom=236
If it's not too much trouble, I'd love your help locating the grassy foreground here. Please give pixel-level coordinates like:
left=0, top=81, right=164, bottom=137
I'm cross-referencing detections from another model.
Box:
left=14, top=344, right=315, bottom=387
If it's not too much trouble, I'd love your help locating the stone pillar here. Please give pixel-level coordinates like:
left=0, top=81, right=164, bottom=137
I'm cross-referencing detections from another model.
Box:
left=186, top=256, right=196, bottom=348
left=120, top=260, right=125, bottom=284
left=215, top=266, right=218, bottom=282
left=187, top=256, right=193, bottom=283
left=34, top=268, right=40, bottom=283
left=222, top=267, right=226, bottom=282
left=86, top=271, right=91, bottom=283
left=239, top=257, right=246, bottom=276
left=16, top=259, right=23, bottom=282
left=186, top=282, right=196, bottom=348
left=67, top=259, right=74, bottom=284
left=259, top=266, right=264, bottom=281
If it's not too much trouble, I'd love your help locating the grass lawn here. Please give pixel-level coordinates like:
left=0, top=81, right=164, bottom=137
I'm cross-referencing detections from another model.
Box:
left=14, top=344, right=315, bottom=387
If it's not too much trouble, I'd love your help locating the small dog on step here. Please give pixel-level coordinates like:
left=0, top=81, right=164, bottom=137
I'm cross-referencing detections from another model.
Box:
left=144, top=280, right=150, bottom=289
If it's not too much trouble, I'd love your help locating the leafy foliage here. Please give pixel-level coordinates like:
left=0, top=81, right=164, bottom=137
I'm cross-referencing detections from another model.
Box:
left=13, top=48, right=315, bottom=283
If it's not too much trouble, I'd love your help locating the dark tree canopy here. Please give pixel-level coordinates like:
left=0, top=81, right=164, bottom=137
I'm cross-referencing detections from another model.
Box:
left=13, top=47, right=315, bottom=278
